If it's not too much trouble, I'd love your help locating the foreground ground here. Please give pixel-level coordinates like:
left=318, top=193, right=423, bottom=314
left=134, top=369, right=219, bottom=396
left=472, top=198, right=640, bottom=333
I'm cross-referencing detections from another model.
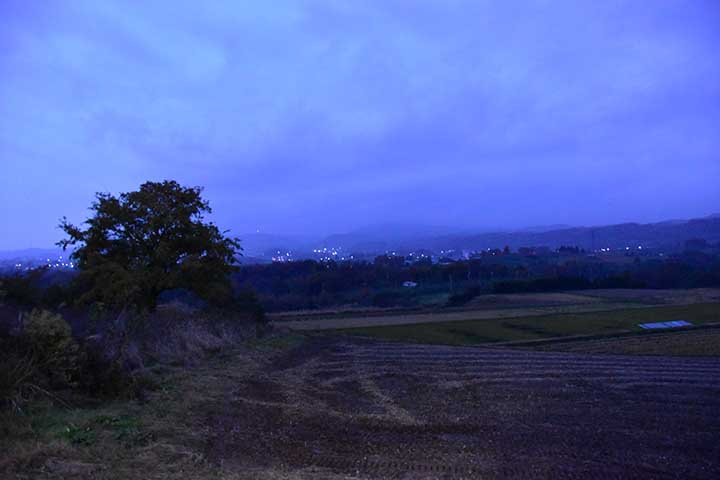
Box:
left=3, top=330, right=720, bottom=479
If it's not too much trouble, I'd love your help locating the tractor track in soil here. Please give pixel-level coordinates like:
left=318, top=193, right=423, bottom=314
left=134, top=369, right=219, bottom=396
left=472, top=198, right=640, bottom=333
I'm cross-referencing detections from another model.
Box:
left=204, top=335, right=720, bottom=479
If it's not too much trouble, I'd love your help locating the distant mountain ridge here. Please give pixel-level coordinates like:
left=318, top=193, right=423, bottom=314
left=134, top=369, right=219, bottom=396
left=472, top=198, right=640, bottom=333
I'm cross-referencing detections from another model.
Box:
left=423, top=215, right=720, bottom=252
left=312, top=215, right=720, bottom=253
left=3, top=214, right=719, bottom=261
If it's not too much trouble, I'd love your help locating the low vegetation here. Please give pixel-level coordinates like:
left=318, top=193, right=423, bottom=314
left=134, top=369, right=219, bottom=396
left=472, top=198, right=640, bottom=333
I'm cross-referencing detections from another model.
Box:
left=0, top=329, right=298, bottom=480
left=1, top=181, right=264, bottom=459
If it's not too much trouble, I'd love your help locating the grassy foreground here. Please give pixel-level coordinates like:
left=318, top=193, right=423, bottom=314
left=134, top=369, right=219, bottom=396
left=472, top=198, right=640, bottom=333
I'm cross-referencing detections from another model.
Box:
left=0, top=335, right=305, bottom=480
left=339, top=303, right=720, bottom=346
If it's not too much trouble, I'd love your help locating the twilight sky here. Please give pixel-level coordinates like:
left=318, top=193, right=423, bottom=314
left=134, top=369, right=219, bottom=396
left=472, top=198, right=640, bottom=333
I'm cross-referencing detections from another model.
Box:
left=1, top=0, right=719, bottom=249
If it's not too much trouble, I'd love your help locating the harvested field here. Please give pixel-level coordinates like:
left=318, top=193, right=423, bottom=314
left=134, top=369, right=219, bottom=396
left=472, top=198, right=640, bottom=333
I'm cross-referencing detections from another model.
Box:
left=465, top=292, right=603, bottom=307
left=528, top=326, right=720, bottom=356
left=280, top=302, right=647, bottom=331
left=578, top=287, right=720, bottom=305
left=274, top=289, right=720, bottom=331
left=268, top=291, right=606, bottom=325
left=202, top=336, right=720, bottom=478
left=4, top=334, right=720, bottom=479
left=339, top=303, right=720, bottom=345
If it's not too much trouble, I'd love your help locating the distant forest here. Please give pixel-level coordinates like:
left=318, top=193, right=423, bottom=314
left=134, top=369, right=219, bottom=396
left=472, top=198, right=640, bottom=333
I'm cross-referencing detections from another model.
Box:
left=232, top=246, right=720, bottom=311
left=3, top=242, right=720, bottom=314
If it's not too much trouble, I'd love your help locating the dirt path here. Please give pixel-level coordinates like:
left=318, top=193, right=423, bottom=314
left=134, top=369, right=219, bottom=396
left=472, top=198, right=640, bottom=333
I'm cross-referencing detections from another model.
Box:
left=203, top=335, right=720, bottom=479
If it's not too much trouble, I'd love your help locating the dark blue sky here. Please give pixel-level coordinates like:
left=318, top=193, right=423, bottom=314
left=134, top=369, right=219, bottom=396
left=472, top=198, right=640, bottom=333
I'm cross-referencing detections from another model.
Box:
left=1, top=1, right=719, bottom=249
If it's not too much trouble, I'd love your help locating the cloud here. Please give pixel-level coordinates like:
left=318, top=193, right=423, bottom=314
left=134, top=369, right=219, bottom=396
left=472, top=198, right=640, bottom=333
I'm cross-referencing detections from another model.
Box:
left=1, top=0, right=719, bottom=247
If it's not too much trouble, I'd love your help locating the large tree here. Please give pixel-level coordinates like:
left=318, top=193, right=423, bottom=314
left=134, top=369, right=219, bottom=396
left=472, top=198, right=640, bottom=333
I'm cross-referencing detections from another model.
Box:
left=58, top=180, right=241, bottom=310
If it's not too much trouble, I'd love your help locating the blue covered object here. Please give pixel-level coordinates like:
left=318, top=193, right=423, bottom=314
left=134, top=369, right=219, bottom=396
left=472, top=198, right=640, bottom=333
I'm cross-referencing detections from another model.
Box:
left=638, top=320, right=693, bottom=329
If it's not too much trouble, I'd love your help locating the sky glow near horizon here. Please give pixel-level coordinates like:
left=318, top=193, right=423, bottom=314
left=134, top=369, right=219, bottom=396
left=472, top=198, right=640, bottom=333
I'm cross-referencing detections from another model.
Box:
left=1, top=0, right=719, bottom=249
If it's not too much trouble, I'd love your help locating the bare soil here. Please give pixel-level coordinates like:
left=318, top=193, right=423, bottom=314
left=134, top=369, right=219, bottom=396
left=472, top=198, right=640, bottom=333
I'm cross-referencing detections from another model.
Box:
left=5, top=332, right=719, bottom=479
left=529, top=326, right=720, bottom=356
left=203, top=335, right=720, bottom=479
left=465, top=292, right=602, bottom=307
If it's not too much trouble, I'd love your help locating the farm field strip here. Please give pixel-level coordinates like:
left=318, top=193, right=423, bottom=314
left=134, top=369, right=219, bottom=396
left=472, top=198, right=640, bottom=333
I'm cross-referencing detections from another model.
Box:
left=310, top=344, right=720, bottom=394
left=313, top=364, right=720, bottom=379
left=192, top=335, right=720, bottom=478
left=280, top=302, right=649, bottom=330
left=325, top=346, right=720, bottom=362
left=315, top=362, right=720, bottom=382
left=334, top=303, right=720, bottom=346
left=315, top=373, right=720, bottom=390
left=315, top=358, right=720, bottom=374
left=530, top=328, right=720, bottom=356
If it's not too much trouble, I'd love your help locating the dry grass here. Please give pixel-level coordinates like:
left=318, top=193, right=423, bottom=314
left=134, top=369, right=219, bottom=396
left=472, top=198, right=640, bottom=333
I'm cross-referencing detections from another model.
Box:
left=0, top=305, right=265, bottom=480
left=0, top=345, right=266, bottom=479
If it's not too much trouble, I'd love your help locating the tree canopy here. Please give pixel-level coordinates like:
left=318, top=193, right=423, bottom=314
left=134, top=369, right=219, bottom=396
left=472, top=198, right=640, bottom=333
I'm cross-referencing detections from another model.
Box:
left=58, top=180, right=241, bottom=310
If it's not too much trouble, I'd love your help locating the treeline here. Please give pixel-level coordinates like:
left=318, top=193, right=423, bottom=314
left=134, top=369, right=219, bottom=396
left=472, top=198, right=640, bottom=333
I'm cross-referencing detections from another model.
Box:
left=6, top=251, right=720, bottom=315
left=234, top=250, right=720, bottom=311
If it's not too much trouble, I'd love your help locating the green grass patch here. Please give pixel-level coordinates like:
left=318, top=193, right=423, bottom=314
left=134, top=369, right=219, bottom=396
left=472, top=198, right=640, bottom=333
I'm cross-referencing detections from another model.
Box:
left=340, top=303, right=720, bottom=346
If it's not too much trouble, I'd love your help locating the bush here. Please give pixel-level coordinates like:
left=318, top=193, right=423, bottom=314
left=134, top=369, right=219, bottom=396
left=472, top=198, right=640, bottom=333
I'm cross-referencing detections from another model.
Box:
left=0, top=309, right=80, bottom=411
left=1, top=303, right=259, bottom=410
left=446, top=286, right=483, bottom=307
left=23, top=309, right=82, bottom=389
left=0, top=338, right=38, bottom=412
left=232, top=288, right=266, bottom=323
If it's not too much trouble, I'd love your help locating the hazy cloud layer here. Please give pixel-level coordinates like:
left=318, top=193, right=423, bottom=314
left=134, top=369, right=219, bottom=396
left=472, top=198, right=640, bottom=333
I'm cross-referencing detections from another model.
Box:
left=1, top=0, right=719, bottom=248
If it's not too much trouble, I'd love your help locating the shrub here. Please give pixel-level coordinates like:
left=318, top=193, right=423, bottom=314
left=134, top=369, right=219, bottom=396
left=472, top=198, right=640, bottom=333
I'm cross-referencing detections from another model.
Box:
left=77, top=310, right=145, bottom=398
left=233, top=288, right=266, bottom=323
left=447, top=286, right=483, bottom=307
left=23, top=309, right=81, bottom=389
left=0, top=308, right=82, bottom=412
left=0, top=338, right=38, bottom=412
